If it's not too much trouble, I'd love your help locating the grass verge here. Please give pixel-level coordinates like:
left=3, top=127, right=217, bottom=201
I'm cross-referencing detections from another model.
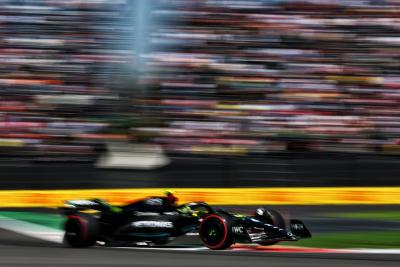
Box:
left=0, top=211, right=64, bottom=230
left=325, top=211, right=400, bottom=222
left=287, top=231, right=400, bottom=249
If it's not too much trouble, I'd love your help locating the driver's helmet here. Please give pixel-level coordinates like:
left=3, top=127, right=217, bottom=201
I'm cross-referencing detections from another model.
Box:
left=164, top=190, right=178, bottom=206
left=255, top=208, right=267, bottom=216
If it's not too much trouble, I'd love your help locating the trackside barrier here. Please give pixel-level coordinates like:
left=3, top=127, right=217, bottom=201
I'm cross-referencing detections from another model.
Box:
left=0, top=187, right=399, bottom=207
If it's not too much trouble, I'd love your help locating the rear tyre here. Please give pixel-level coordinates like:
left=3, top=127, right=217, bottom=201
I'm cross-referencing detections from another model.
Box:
left=64, top=213, right=99, bottom=248
left=255, top=209, right=286, bottom=246
left=199, top=213, right=234, bottom=250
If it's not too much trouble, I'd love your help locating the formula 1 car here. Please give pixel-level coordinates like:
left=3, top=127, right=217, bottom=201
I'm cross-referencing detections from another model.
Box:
left=60, top=197, right=311, bottom=250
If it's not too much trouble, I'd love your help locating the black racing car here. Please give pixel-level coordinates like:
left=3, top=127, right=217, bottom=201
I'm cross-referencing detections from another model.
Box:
left=60, top=197, right=311, bottom=250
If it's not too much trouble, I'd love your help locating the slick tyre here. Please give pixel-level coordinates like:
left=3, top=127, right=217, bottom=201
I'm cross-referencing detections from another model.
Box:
left=64, top=213, right=99, bottom=248
left=256, top=209, right=286, bottom=246
left=199, top=213, right=234, bottom=250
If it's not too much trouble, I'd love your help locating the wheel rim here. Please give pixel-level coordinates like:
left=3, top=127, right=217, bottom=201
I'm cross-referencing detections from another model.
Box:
left=200, top=216, right=227, bottom=247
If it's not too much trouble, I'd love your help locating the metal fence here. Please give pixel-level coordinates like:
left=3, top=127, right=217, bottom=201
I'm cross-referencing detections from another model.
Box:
left=0, top=153, right=399, bottom=189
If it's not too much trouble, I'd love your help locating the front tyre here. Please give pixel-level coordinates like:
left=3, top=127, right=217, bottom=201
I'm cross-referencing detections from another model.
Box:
left=199, top=213, right=233, bottom=250
left=64, top=213, right=99, bottom=248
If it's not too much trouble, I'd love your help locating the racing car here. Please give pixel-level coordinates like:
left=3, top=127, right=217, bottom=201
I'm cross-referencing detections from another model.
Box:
left=60, top=196, right=311, bottom=250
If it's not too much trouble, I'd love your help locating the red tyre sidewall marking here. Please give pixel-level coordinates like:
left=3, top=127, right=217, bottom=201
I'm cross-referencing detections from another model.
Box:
left=201, top=214, right=228, bottom=249
left=68, top=216, right=87, bottom=243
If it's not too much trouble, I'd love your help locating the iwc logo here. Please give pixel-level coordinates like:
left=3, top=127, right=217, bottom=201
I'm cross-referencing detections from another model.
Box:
left=291, top=223, right=304, bottom=230
left=232, top=226, right=244, bottom=234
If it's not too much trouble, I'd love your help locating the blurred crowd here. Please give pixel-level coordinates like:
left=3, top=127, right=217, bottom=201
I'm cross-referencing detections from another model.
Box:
left=2, top=0, right=400, bottom=161
left=137, top=0, right=400, bottom=156
left=0, top=0, right=134, bottom=160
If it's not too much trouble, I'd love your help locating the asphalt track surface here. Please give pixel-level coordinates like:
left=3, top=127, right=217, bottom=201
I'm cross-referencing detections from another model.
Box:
left=1, top=229, right=400, bottom=267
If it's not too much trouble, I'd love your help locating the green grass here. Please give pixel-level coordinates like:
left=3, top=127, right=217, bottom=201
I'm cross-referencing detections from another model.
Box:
left=325, top=211, right=400, bottom=222
left=286, top=231, right=400, bottom=249
left=0, top=211, right=64, bottom=230
left=290, top=210, right=400, bottom=248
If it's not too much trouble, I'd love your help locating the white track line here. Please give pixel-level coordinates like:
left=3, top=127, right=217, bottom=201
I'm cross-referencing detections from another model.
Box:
left=340, top=248, right=400, bottom=254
